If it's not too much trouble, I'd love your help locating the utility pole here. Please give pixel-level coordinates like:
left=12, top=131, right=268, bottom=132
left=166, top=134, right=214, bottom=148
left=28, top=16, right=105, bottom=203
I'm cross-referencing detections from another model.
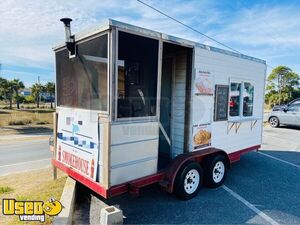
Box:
left=38, top=75, right=41, bottom=107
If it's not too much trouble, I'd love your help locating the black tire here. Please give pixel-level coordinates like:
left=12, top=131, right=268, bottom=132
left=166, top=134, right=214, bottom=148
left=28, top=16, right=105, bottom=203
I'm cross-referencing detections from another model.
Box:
left=269, top=116, right=280, bottom=127
left=174, top=162, right=203, bottom=200
left=204, top=154, right=227, bottom=188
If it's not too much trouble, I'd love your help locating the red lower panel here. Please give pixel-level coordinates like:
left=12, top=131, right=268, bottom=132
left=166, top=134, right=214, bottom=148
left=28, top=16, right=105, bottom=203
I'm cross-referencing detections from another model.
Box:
left=228, top=145, right=260, bottom=163
left=109, top=172, right=166, bottom=197
left=52, top=159, right=108, bottom=198
left=52, top=159, right=165, bottom=198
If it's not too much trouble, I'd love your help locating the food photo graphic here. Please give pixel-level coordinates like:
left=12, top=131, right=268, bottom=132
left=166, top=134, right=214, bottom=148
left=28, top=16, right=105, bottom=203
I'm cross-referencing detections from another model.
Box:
left=193, top=124, right=212, bottom=149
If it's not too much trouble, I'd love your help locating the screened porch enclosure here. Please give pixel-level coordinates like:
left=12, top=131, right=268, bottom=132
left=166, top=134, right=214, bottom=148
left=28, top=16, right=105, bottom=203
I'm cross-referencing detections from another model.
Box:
left=56, top=34, right=109, bottom=112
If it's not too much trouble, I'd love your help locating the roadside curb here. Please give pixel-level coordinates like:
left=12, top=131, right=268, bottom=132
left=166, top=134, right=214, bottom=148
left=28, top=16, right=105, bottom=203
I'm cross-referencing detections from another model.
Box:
left=53, top=177, right=77, bottom=225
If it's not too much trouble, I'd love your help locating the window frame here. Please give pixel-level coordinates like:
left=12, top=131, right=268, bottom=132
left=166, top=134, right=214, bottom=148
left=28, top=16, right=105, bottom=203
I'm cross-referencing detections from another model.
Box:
left=114, top=28, right=162, bottom=122
left=55, top=31, right=110, bottom=114
left=287, top=103, right=300, bottom=112
left=242, top=81, right=255, bottom=117
left=228, top=79, right=255, bottom=119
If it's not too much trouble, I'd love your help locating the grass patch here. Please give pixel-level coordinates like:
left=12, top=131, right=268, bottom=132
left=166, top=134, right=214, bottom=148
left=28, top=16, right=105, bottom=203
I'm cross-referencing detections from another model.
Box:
left=0, top=186, right=13, bottom=194
left=0, top=109, right=54, bottom=127
left=0, top=168, right=67, bottom=225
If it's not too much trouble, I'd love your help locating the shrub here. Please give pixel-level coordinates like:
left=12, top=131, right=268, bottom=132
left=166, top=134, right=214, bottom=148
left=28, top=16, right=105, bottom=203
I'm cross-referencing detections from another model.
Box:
left=8, top=118, right=32, bottom=125
left=24, top=95, right=35, bottom=104
left=24, top=105, right=35, bottom=109
left=35, top=120, right=49, bottom=125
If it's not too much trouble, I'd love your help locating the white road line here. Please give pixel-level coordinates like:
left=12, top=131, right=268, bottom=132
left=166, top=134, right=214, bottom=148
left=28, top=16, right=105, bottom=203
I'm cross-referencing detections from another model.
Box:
left=222, top=185, right=280, bottom=225
left=257, top=151, right=300, bottom=169
left=0, top=158, right=51, bottom=168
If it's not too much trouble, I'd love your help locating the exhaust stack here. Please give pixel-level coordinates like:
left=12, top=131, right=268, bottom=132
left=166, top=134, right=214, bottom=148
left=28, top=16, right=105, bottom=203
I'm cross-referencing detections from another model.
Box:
left=60, top=18, right=76, bottom=56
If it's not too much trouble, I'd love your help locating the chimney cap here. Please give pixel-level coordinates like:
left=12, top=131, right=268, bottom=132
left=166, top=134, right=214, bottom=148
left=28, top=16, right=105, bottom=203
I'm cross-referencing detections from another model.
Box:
left=60, top=18, right=72, bottom=25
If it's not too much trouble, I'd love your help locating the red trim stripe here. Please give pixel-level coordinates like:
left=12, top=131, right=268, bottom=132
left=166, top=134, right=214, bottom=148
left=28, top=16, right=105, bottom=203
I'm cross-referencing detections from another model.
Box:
left=228, top=145, right=260, bottom=163
left=109, top=172, right=165, bottom=197
left=52, top=159, right=108, bottom=198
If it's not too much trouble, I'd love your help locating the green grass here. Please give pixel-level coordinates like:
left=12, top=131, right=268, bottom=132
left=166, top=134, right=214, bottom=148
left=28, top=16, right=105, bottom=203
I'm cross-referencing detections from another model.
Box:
left=0, top=168, right=67, bottom=225
left=0, top=186, right=14, bottom=194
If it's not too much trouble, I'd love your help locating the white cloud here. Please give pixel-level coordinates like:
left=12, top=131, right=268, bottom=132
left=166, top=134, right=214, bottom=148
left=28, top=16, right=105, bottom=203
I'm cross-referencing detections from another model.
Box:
left=0, top=0, right=300, bottom=81
left=215, top=5, right=300, bottom=48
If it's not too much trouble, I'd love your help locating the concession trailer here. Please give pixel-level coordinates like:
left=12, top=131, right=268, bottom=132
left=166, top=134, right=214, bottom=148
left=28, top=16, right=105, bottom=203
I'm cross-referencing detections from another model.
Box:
left=51, top=18, right=266, bottom=200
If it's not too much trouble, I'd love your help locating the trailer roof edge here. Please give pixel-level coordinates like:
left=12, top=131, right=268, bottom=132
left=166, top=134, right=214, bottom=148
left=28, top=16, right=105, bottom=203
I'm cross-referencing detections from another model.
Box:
left=53, top=23, right=110, bottom=51
left=53, top=19, right=266, bottom=65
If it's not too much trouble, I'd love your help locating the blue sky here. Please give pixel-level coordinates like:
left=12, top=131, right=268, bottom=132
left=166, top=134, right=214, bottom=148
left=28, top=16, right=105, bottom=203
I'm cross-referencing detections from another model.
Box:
left=1, top=0, right=300, bottom=87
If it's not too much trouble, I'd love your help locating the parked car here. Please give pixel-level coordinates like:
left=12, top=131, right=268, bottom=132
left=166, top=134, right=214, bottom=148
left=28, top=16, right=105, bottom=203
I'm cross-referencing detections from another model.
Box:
left=268, top=102, right=300, bottom=127
left=272, top=98, right=300, bottom=111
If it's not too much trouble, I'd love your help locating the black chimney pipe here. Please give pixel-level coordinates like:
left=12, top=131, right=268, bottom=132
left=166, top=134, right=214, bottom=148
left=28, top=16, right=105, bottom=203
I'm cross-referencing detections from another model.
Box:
left=60, top=18, right=76, bottom=56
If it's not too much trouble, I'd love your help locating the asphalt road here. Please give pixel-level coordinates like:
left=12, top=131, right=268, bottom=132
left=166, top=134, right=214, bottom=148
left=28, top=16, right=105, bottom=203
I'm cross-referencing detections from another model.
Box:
left=262, top=125, right=300, bottom=151
left=0, top=125, right=299, bottom=224
left=0, top=136, right=52, bottom=176
left=73, top=125, right=300, bottom=225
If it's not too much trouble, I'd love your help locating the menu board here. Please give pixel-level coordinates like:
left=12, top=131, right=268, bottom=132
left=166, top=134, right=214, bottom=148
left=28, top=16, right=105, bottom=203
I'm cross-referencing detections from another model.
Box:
left=214, top=85, right=229, bottom=121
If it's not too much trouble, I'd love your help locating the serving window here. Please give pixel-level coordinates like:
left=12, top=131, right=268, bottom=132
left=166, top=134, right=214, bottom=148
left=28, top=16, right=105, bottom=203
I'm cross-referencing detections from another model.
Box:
left=117, top=31, right=159, bottom=118
left=229, top=81, right=255, bottom=118
left=229, top=82, right=241, bottom=117
left=243, top=82, right=254, bottom=117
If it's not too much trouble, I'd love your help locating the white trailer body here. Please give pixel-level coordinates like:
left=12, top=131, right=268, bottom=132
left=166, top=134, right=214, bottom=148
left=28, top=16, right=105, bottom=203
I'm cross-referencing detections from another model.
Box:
left=52, top=19, right=266, bottom=199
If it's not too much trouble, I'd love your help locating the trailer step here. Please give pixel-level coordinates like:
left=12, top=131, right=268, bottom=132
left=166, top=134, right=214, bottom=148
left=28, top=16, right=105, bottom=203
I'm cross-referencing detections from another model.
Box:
left=159, top=180, right=169, bottom=189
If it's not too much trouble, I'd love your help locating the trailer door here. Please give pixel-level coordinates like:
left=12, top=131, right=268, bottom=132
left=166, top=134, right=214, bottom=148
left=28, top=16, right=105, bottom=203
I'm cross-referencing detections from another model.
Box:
left=159, top=57, right=173, bottom=158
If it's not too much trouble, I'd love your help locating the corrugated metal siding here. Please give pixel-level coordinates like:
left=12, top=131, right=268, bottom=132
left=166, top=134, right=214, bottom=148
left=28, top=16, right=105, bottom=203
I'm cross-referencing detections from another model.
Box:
left=171, top=51, right=187, bottom=157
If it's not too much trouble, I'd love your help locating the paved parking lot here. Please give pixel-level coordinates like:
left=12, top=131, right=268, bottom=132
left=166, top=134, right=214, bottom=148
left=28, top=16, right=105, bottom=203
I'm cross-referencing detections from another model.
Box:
left=74, top=125, right=300, bottom=224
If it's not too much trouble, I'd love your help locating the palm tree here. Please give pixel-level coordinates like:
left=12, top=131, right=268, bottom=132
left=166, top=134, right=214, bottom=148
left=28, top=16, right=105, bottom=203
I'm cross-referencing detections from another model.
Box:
left=0, top=77, right=6, bottom=99
left=11, top=79, right=25, bottom=109
left=0, top=78, right=14, bottom=109
left=31, top=83, right=44, bottom=108
left=45, top=82, right=55, bottom=108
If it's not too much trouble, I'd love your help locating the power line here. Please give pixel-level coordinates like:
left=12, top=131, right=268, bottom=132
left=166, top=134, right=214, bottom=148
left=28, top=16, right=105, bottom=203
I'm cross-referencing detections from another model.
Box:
left=137, top=0, right=275, bottom=70
left=136, top=0, right=242, bottom=54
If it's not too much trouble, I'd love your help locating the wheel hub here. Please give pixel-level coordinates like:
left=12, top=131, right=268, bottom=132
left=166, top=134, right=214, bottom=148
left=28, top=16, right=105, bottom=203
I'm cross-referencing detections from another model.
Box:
left=184, top=169, right=200, bottom=194
left=212, top=161, right=225, bottom=183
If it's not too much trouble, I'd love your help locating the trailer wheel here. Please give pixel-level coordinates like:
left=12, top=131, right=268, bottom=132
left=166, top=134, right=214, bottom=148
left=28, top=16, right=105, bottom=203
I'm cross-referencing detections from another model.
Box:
left=174, top=162, right=203, bottom=200
left=204, top=155, right=227, bottom=188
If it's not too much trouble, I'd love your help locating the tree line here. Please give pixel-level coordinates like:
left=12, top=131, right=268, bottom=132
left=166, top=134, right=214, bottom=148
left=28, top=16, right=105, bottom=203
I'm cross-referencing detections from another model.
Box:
left=0, top=65, right=299, bottom=110
left=265, top=66, right=300, bottom=107
left=0, top=77, right=55, bottom=109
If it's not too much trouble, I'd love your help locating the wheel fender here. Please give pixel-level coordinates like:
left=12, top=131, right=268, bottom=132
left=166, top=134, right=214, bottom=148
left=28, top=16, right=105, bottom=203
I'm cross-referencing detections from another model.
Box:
left=165, top=148, right=229, bottom=193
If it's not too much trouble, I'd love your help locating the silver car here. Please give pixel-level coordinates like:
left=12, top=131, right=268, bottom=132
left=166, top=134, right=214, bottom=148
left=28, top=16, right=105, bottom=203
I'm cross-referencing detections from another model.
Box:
left=268, top=103, right=300, bottom=127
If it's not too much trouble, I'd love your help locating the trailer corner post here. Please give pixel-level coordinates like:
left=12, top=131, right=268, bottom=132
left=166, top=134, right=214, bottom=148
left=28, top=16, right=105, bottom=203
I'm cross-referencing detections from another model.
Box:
left=52, top=112, right=58, bottom=180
